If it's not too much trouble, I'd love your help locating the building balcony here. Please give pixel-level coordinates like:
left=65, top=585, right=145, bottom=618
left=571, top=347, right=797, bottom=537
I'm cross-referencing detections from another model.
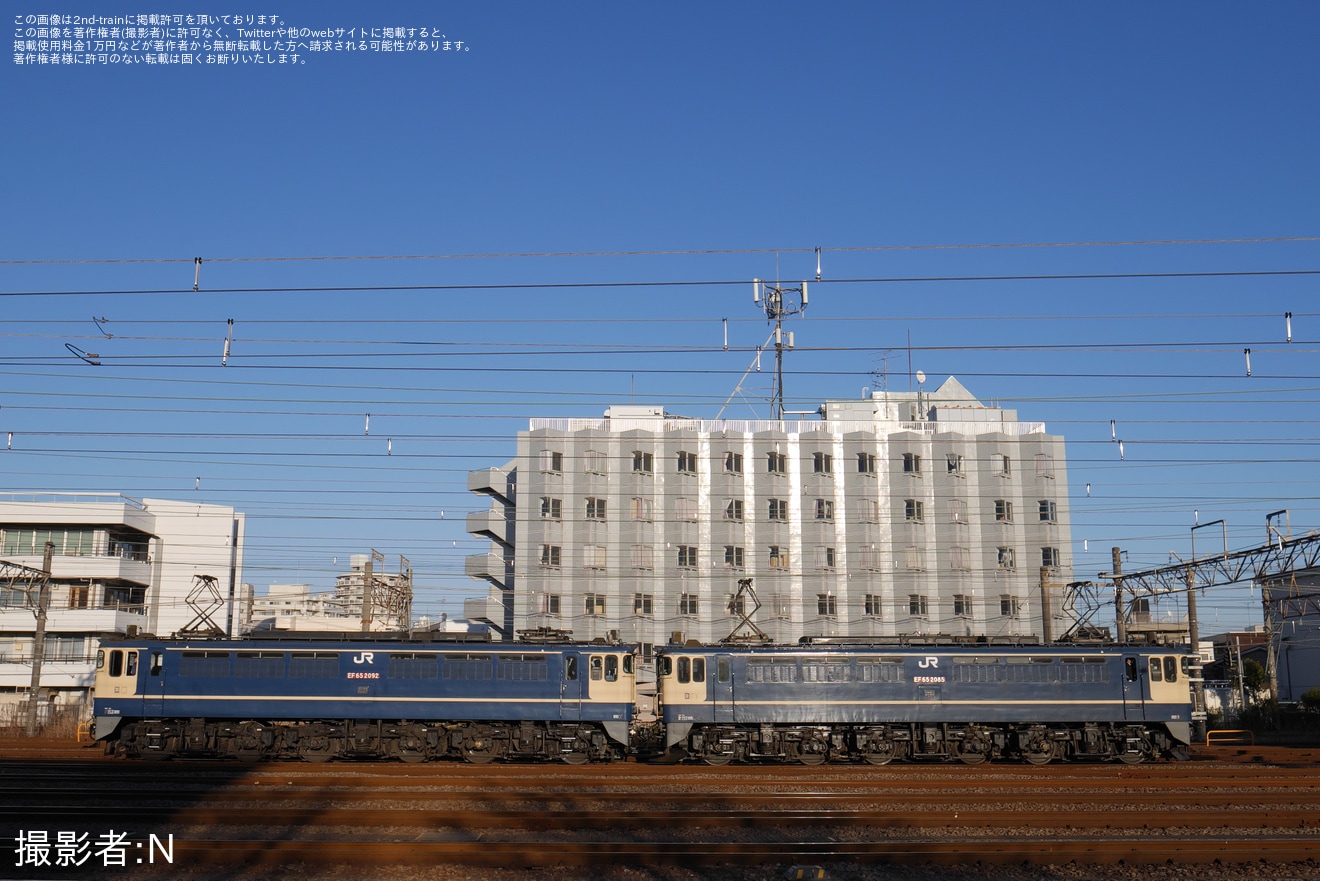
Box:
left=464, top=553, right=507, bottom=589
left=468, top=467, right=512, bottom=505
left=5, top=553, right=152, bottom=587
left=0, top=606, right=148, bottom=636
left=466, top=507, right=509, bottom=546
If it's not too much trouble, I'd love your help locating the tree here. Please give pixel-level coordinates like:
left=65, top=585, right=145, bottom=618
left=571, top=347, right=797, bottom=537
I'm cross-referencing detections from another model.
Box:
left=1301, top=688, right=1320, bottom=715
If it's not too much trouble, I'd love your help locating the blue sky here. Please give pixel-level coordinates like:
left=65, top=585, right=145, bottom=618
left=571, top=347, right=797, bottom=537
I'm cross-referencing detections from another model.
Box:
left=4, top=2, right=1320, bottom=633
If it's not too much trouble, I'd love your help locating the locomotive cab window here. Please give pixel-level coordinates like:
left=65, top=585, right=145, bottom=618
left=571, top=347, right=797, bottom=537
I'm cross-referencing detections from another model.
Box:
left=623, top=654, right=634, bottom=675
left=590, top=656, right=604, bottom=681
left=1149, top=657, right=1163, bottom=682
left=566, top=655, right=578, bottom=680
left=656, top=656, right=671, bottom=677
left=1163, top=656, right=1178, bottom=682
left=677, top=656, right=691, bottom=684
left=604, top=655, right=618, bottom=682
left=126, top=651, right=137, bottom=676
left=692, top=658, right=706, bottom=682
left=150, top=652, right=163, bottom=675
left=1125, top=657, right=1137, bottom=681
left=108, top=650, right=123, bottom=677
left=717, top=657, right=730, bottom=683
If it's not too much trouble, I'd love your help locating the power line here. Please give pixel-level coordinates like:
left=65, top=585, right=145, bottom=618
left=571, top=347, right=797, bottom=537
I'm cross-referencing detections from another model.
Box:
left=4, top=234, right=1319, bottom=265
left=4, top=267, right=1320, bottom=298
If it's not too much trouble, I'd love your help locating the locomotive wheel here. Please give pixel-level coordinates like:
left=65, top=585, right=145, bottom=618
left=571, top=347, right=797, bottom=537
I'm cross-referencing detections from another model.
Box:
left=955, top=727, right=993, bottom=765
left=1115, top=750, right=1146, bottom=764
left=297, top=725, right=337, bottom=763
left=1023, top=744, right=1056, bottom=765
left=702, top=750, right=734, bottom=766
left=861, top=735, right=900, bottom=765
left=793, top=735, right=830, bottom=765
left=463, top=745, right=498, bottom=764
left=560, top=752, right=590, bottom=765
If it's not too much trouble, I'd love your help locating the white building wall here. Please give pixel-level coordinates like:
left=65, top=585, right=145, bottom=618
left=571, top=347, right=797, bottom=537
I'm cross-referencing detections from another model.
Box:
left=468, top=378, right=1074, bottom=647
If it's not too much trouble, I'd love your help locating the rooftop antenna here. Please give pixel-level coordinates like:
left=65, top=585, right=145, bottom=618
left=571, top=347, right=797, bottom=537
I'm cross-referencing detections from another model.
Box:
left=753, top=275, right=809, bottom=419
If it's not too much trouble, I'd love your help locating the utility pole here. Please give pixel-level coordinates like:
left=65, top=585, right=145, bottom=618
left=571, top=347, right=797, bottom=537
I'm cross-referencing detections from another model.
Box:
left=1038, top=567, right=1053, bottom=645
left=752, top=279, right=808, bottom=419
left=1185, top=566, right=1206, bottom=743
left=1112, top=547, right=1126, bottom=644
left=25, top=542, right=54, bottom=737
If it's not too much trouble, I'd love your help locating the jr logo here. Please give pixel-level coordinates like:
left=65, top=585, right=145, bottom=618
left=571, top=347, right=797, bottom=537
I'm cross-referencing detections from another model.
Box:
left=352, top=652, right=375, bottom=665
left=917, top=656, right=939, bottom=669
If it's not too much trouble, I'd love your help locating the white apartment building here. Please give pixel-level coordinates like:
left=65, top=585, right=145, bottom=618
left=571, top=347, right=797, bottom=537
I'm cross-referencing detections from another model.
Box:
left=467, top=378, right=1073, bottom=652
left=0, top=494, right=244, bottom=719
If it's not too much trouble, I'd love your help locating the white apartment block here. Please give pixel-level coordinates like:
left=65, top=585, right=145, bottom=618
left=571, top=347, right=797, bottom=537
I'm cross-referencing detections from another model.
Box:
left=0, top=494, right=244, bottom=718
left=467, top=378, right=1073, bottom=652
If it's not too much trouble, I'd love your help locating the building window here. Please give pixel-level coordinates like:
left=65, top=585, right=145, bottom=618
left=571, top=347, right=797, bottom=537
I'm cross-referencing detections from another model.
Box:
left=857, top=452, right=877, bottom=474
left=678, top=593, right=699, bottom=616
left=676, top=497, right=698, bottom=521
left=994, top=499, right=1013, bottom=522
left=583, top=545, right=607, bottom=570
left=539, top=545, right=562, bottom=568
left=631, top=544, right=654, bottom=570
left=677, top=545, right=698, bottom=569
left=724, top=499, right=745, bottom=521
left=1038, top=500, right=1057, bottom=523
left=1042, top=546, right=1061, bottom=568
left=768, top=545, right=788, bottom=569
left=583, top=450, right=605, bottom=474
left=864, top=594, right=883, bottom=618
left=948, top=498, right=966, bottom=524
left=904, top=499, right=924, bottom=522
left=632, top=450, right=654, bottom=474
left=947, top=453, right=964, bottom=476
left=539, top=450, right=563, bottom=473
left=586, top=497, right=607, bottom=520
left=723, top=451, right=743, bottom=474
left=997, top=546, right=1016, bottom=570
left=768, top=498, right=788, bottom=521
left=994, top=453, right=1012, bottom=477
left=630, top=497, right=653, bottom=521
left=814, top=498, right=834, bottom=521
left=1000, top=595, right=1020, bottom=618
left=723, top=545, right=745, bottom=569
left=902, top=453, right=922, bottom=475
left=909, top=594, right=929, bottom=618
left=68, top=584, right=89, bottom=609
left=633, top=593, right=654, bottom=616
left=540, top=497, right=562, bottom=520
left=950, top=545, right=971, bottom=571
left=859, top=544, right=881, bottom=570
left=953, top=594, right=972, bottom=618
left=584, top=593, right=605, bottom=616
left=727, top=593, right=746, bottom=616
left=767, top=451, right=787, bottom=474
left=543, top=594, right=561, bottom=615
left=814, top=546, right=836, bottom=569
left=817, top=594, right=837, bottom=617
left=813, top=452, right=833, bottom=474
left=1035, top=453, right=1055, bottom=479
left=861, top=499, right=880, bottom=523
left=677, top=450, right=698, bottom=474
left=905, top=546, right=926, bottom=571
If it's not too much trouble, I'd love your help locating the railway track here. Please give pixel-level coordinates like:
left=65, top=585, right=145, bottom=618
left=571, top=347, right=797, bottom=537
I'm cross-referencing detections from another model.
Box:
left=1, top=751, right=1317, bottom=879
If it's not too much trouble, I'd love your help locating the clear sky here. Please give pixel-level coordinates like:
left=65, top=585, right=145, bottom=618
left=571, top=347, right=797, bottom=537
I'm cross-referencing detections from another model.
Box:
left=4, top=2, right=1320, bottom=635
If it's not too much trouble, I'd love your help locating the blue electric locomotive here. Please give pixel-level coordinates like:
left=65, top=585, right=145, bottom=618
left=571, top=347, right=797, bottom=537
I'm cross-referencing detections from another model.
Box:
left=656, top=642, right=1194, bottom=764
left=93, top=635, right=636, bottom=762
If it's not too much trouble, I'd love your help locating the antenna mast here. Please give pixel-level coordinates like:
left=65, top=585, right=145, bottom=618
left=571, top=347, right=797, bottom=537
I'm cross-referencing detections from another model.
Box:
left=751, top=278, right=809, bottom=419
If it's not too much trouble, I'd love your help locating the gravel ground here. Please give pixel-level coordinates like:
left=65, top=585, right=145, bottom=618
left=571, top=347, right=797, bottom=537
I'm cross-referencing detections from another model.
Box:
left=95, top=858, right=1320, bottom=881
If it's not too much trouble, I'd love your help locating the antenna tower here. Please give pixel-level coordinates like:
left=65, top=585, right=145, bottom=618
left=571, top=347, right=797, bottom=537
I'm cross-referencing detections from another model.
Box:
left=752, top=278, right=809, bottom=419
